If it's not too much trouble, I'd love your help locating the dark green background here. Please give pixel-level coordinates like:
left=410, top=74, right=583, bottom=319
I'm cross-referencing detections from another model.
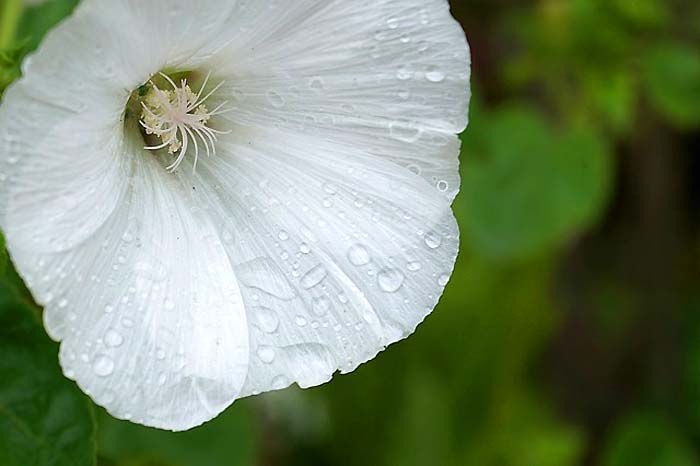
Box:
left=0, top=0, right=699, bottom=465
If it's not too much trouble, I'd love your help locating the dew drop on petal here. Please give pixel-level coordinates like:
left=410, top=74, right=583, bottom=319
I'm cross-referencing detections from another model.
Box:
left=93, top=355, right=114, bottom=377
left=257, top=346, right=276, bottom=364
left=377, top=268, right=405, bottom=293
left=104, top=329, right=123, bottom=348
left=424, top=231, right=442, bottom=249
left=438, top=274, right=450, bottom=287
left=254, top=307, right=280, bottom=334
left=266, top=90, right=285, bottom=108
left=301, top=265, right=327, bottom=289
left=295, top=315, right=308, bottom=327
left=407, top=261, right=422, bottom=272
left=312, top=296, right=332, bottom=317
left=347, top=244, right=371, bottom=266
left=425, top=66, right=446, bottom=83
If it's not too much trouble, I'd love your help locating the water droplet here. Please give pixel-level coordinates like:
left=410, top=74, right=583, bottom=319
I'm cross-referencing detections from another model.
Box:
left=323, top=182, right=338, bottom=195
left=104, top=329, right=123, bottom=347
left=278, top=230, right=289, bottom=241
left=407, top=261, right=422, bottom=272
left=301, top=265, right=327, bottom=289
left=377, top=268, right=405, bottom=293
left=425, top=67, right=446, bottom=82
left=424, top=231, right=442, bottom=249
left=299, top=243, right=311, bottom=254
left=309, top=76, right=325, bottom=91
left=57, top=298, right=68, bottom=308
left=266, top=90, right=285, bottom=108
left=347, top=244, right=371, bottom=266
left=389, top=121, right=422, bottom=142
left=396, top=66, right=413, bottom=81
left=254, top=307, right=280, bottom=333
left=295, top=315, right=308, bottom=327
left=93, top=355, right=114, bottom=377
left=312, top=296, right=331, bottom=316
left=257, top=345, right=276, bottom=363
left=438, top=274, right=450, bottom=287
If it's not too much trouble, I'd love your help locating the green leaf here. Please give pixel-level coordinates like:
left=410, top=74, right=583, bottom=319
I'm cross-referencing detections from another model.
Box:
left=644, top=40, right=700, bottom=129
left=459, top=107, right=612, bottom=261
left=17, top=0, right=80, bottom=53
left=601, top=413, right=698, bottom=466
left=97, top=402, right=257, bottom=466
left=0, top=281, right=96, bottom=466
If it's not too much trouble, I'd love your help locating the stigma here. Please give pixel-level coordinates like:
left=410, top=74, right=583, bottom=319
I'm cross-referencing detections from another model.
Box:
left=139, top=72, right=230, bottom=173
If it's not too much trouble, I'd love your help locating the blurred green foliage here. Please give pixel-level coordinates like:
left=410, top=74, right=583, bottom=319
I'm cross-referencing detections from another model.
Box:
left=0, top=0, right=699, bottom=465
left=0, top=277, right=96, bottom=466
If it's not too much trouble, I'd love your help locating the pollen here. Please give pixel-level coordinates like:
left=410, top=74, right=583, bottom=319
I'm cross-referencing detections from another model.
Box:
left=140, top=72, right=230, bottom=172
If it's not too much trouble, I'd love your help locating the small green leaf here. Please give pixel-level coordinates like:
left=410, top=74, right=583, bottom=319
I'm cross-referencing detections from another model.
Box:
left=459, top=107, right=612, bottom=261
left=644, top=40, right=700, bottom=129
left=0, top=282, right=96, bottom=466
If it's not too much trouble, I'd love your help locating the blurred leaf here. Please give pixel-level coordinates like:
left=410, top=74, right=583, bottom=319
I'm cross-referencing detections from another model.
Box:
left=0, top=281, right=96, bottom=466
left=0, top=42, right=26, bottom=96
left=98, top=404, right=257, bottom=466
left=610, top=0, right=670, bottom=27
left=644, top=40, right=700, bottom=129
left=582, top=69, right=636, bottom=134
left=465, top=391, right=584, bottom=466
left=17, top=0, right=79, bottom=52
left=601, top=413, right=698, bottom=466
left=460, top=107, right=612, bottom=261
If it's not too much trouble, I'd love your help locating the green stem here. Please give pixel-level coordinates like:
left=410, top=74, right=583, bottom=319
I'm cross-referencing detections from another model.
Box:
left=0, top=0, right=22, bottom=50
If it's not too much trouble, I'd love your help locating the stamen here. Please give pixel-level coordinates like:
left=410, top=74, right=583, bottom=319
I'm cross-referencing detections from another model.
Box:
left=140, top=72, right=231, bottom=173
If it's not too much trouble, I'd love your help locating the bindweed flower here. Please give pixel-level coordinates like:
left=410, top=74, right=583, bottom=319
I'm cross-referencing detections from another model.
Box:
left=0, top=0, right=470, bottom=431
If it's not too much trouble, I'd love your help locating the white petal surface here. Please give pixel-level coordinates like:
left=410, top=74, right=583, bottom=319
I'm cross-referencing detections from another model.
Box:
left=192, top=125, right=459, bottom=395
left=8, top=144, right=250, bottom=430
left=208, top=0, right=470, bottom=201
left=191, top=0, right=469, bottom=394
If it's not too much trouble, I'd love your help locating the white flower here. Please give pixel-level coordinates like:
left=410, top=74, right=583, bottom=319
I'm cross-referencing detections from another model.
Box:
left=0, top=0, right=470, bottom=431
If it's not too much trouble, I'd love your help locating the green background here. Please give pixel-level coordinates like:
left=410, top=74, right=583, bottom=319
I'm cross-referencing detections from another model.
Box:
left=1, top=0, right=699, bottom=465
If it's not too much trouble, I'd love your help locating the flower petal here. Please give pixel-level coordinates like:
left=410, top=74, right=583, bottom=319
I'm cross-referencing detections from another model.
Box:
left=192, top=126, right=459, bottom=395
left=209, top=0, right=470, bottom=201
left=8, top=146, right=250, bottom=431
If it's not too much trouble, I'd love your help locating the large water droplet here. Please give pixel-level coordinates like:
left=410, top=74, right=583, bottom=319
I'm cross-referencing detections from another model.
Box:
left=301, top=265, right=327, bottom=289
left=377, top=268, right=405, bottom=293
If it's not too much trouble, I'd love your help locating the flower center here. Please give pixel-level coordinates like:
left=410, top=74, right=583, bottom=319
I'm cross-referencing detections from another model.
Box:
left=138, top=72, right=230, bottom=172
